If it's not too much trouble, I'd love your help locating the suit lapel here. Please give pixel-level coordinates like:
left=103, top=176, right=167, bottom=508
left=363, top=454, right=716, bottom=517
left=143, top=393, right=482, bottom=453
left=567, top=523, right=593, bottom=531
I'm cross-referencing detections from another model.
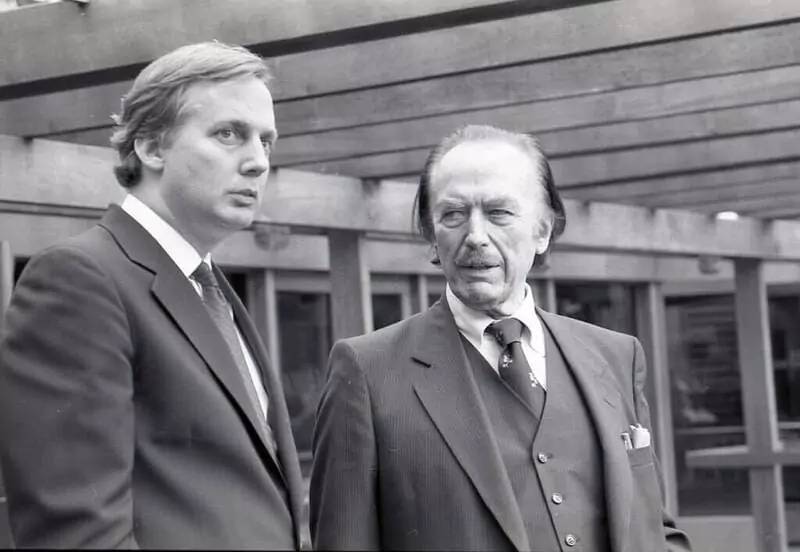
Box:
left=411, top=300, right=529, bottom=552
left=538, top=310, right=632, bottom=552
left=98, top=206, right=277, bottom=465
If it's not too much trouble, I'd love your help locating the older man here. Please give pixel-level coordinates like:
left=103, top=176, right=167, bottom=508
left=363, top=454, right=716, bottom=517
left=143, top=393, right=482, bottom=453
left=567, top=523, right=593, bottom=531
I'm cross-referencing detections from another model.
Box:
left=0, top=42, right=304, bottom=549
left=310, top=125, right=691, bottom=551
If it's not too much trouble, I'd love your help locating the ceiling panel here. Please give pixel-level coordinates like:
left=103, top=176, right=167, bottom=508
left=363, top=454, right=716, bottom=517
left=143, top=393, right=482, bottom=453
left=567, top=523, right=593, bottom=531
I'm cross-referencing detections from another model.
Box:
left=2, top=0, right=800, bottom=219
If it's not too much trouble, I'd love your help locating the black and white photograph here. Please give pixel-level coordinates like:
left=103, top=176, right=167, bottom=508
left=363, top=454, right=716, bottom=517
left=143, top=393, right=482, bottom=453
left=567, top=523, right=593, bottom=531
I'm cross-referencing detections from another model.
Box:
left=0, top=1, right=798, bottom=550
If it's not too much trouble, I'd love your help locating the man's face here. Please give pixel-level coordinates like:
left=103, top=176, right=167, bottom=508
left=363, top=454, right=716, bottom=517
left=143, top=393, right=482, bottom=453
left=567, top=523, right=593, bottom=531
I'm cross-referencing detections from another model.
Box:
left=429, top=140, right=552, bottom=317
left=156, top=76, right=277, bottom=252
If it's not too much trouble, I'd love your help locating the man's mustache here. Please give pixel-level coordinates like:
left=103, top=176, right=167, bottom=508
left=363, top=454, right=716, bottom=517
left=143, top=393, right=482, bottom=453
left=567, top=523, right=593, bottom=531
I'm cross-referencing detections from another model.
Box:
left=455, top=251, right=500, bottom=267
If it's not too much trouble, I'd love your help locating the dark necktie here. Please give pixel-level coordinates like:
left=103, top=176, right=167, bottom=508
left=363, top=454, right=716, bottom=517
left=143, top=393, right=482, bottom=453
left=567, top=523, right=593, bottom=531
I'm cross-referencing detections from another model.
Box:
left=192, top=262, right=275, bottom=451
left=487, top=318, right=546, bottom=418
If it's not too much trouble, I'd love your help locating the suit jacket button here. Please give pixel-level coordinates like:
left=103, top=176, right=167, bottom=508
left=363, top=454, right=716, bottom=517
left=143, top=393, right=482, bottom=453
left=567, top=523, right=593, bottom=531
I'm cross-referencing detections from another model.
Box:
left=551, top=492, right=563, bottom=504
left=537, top=453, right=548, bottom=463
left=565, top=534, right=578, bottom=547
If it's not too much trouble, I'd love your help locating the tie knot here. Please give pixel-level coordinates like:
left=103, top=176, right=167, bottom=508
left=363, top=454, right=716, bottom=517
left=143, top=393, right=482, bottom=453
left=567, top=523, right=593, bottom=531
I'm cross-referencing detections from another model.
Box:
left=192, top=262, right=218, bottom=289
left=488, top=318, right=524, bottom=347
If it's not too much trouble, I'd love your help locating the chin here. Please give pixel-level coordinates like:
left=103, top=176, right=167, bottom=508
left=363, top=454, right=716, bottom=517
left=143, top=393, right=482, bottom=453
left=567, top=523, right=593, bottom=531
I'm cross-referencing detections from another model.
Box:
left=220, top=209, right=255, bottom=230
left=455, top=283, right=501, bottom=309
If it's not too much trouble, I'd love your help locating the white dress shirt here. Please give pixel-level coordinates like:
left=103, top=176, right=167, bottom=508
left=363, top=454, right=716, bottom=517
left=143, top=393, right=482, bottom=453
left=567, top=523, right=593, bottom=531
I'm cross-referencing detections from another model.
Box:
left=447, top=283, right=547, bottom=390
left=121, top=194, right=269, bottom=419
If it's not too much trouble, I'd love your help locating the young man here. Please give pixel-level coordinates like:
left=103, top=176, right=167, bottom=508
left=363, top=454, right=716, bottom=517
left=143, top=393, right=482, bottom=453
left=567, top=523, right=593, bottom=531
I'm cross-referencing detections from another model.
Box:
left=0, top=42, right=304, bottom=549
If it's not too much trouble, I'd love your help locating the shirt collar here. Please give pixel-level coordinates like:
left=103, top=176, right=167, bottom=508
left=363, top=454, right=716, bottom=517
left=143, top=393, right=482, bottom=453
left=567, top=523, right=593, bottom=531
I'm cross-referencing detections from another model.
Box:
left=446, top=283, right=546, bottom=356
left=120, top=194, right=211, bottom=277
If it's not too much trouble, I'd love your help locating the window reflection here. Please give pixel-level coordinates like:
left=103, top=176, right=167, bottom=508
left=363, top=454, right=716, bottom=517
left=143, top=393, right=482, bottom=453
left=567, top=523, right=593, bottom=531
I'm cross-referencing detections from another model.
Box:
left=221, top=270, right=248, bottom=304
left=277, top=292, right=332, bottom=456
left=770, top=295, right=800, bottom=423
left=668, top=292, right=800, bottom=521
left=373, top=294, right=403, bottom=330
left=555, top=282, right=636, bottom=334
left=667, top=294, right=751, bottom=515
left=277, top=291, right=406, bottom=459
left=769, top=295, right=800, bottom=508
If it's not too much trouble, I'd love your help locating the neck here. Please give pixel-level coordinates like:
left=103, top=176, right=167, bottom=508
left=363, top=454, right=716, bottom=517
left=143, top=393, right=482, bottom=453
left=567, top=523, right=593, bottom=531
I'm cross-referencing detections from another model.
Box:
left=130, top=188, right=216, bottom=257
left=465, top=286, right=528, bottom=320
left=485, top=295, right=525, bottom=319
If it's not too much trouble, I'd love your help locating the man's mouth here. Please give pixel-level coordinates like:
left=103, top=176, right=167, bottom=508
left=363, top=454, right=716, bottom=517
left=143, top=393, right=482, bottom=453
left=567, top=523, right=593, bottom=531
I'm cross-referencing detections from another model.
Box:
left=230, top=189, right=258, bottom=202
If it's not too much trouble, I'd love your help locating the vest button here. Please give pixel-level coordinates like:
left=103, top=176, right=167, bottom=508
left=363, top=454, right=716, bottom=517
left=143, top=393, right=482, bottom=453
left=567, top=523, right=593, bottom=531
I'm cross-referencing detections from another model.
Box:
left=537, top=453, right=549, bottom=463
left=551, top=492, right=563, bottom=504
left=565, top=534, right=578, bottom=547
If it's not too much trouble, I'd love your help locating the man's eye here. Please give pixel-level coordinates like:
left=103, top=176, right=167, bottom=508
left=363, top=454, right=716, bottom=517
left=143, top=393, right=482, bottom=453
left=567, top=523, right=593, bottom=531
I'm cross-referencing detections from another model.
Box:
left=216, top=128, right=240, bottom=143
left=441, top=211, right=466, bottom=225
left=260, top=137, right=274, bottom=153
left=489, top=209, right=513, bottom=217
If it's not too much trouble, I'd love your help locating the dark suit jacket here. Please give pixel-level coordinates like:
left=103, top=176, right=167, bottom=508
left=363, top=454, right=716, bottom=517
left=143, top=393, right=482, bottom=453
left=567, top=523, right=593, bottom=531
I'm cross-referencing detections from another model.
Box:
left=0, top=205, right=304, bottom=549
left=311, top=299, right=691, bottom=552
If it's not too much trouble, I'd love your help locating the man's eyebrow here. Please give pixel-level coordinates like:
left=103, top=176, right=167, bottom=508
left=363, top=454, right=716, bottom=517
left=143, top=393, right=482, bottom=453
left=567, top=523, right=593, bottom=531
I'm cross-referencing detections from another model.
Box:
left=263, top=129, right=279, bottom=145
left=435, top=198, right=467, bottom=208
left=484, top=196, right=520, bottom=206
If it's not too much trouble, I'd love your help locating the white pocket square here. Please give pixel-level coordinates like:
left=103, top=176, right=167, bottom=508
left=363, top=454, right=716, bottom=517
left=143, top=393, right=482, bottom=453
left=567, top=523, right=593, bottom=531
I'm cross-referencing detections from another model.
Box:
left=630, top=424, right=651, bottom=449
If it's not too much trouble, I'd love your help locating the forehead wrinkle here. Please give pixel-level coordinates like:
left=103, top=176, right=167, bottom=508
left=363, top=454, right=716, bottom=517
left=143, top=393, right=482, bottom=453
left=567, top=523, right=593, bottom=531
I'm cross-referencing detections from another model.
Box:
left=433, top=161, right=537, bottom=202
left=436, top=190, right=522, bottom=207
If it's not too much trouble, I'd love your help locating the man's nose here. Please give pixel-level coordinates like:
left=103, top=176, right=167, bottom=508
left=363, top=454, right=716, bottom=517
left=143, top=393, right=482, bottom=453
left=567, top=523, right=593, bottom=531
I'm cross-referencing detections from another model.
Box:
left=464, top=211, right=490, bottom=247
left=241, top=136, right=270, bottom=176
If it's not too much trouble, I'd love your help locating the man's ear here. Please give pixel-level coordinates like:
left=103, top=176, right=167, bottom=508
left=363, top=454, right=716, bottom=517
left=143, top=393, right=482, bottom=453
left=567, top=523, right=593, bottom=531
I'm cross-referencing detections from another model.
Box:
left=534, top=219, right=553, bottom=255
left=134, top=136, right=166, bottom=172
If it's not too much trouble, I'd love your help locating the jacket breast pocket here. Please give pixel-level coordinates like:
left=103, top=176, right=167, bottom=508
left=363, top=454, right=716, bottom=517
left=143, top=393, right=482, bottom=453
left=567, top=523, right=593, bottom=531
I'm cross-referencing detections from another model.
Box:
left=627, top=445, right=654, bottom=467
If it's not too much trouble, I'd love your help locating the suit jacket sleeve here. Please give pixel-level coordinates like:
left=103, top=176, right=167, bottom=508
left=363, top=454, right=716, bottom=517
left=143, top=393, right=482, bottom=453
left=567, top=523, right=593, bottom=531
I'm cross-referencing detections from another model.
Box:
left=0, top=246, right=138, bottom=548
left=310, top=339, right=380, bottom=550
left=631, top=337, right=692, bottom=552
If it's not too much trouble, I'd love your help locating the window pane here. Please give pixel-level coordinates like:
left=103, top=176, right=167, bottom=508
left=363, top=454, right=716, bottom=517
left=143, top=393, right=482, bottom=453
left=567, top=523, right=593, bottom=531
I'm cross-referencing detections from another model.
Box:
left=781, top=426, right=800, bottom=545
left=667, top=295, right=751, bottom=515
left=781, top=427, right=800, bottom=502
left=277, top=292, right=332, bottom=456
left=372, top=294, right=403, bottom=330
left=221, top=270, right=248, bottom=305
left=770, top=296, right=800, bottom=422
left=555, top=282, right=636, bottom=334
